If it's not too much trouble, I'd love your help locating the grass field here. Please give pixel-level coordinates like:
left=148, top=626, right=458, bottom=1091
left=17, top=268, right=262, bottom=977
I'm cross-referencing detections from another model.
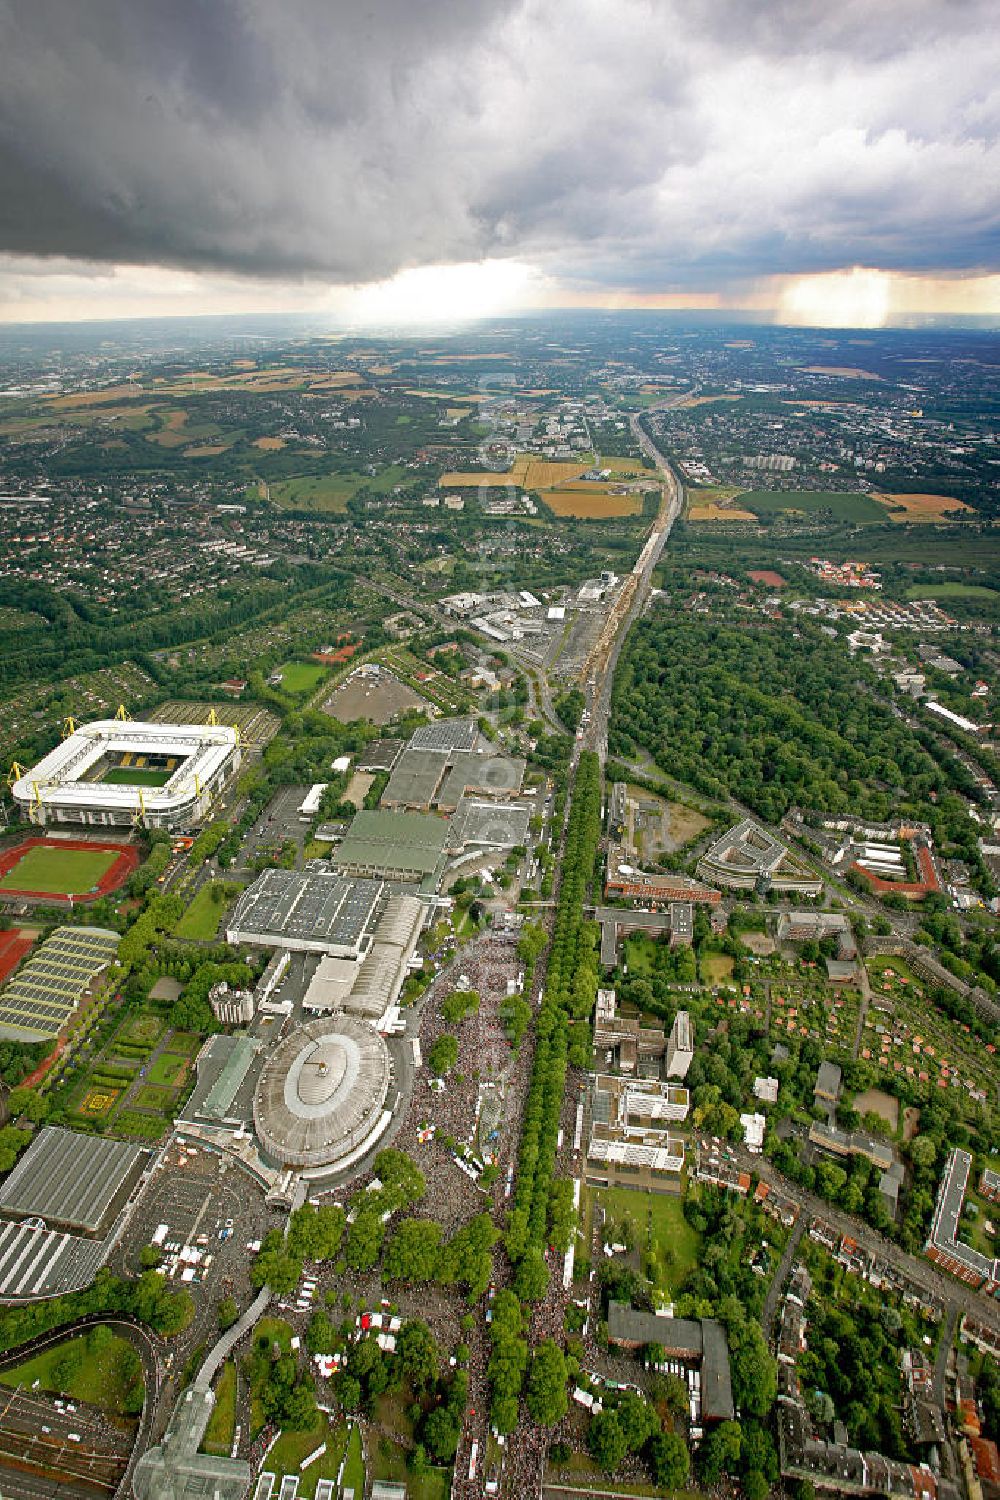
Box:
left=269, top=465, right=407, bottom=513
left=102, top=766, right=173, bottom=787
left=905, top=582, right=999, bottom=601
left=202, top=1362, right=237, bottom=1455
left=593, top=1185, right=702, bottom=1301
left=0, top=1330, right=142, bottom=1416
left=275, top=659, right=328, bottom=696
left=741, top=489, right=887, bottom=522
left=0, top=845, right=120, bottom=895
left=701, top=952, right=736, bottom=984
left=173, top=882, right=236, bottom=941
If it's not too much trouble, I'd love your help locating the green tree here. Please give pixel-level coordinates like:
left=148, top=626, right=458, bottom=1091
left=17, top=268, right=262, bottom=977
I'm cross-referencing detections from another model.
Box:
left=647, top=1431, right=690, bottom=1489
left=525, top=1340, right=568, bottom=1426
left=588, top=1409, right=627, bottom=1473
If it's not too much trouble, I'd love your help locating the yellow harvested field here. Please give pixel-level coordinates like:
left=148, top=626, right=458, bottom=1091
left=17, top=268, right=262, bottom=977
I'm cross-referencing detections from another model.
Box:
left=689, top=503, right=757, bottom=522
left=676, top=393, right=743, bottom=408
left=184, top=443, right=228, bottom=456
left=874, top=491, right=974, bottom=522
left=804, top=365, right=882, bottom=380
left=253, top=436, right=286, bottom=450
left=540, top=489, right=641, bottom=518
left=597, top=456, right=648, bottom=474
left=150, top=409, right=190, bottom=447
left=48, top=385, right=140, bottom=408
left=446, top=407, right=472, bottom=419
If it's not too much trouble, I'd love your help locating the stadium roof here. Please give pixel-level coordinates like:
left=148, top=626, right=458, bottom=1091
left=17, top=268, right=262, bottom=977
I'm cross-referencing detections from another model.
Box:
left=333, top=809, right=448, bottom=883
left=0, top=1126, right=148, bottom=1233
left=0, top=925, right=119, bottom=1041
left=227, top=869, right=385, bottom=955
left=253, top=1015, right=392, bottom=1170
left=11, top=719, right=239, bottom=825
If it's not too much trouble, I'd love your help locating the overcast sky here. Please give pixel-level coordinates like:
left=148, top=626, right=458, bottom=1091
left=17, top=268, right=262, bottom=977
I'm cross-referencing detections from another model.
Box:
left=0, top=0, right=997, bottom=323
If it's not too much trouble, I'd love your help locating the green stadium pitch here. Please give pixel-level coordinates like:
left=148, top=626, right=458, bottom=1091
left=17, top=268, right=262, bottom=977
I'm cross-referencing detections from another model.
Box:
left=0, top=845, right=122, bottom=896
left=100, top=767, right=173, bottom=787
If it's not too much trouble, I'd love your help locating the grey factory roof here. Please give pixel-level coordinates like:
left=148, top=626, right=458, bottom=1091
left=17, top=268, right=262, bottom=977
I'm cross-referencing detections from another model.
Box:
left=0, top=1126, right=148, bottom=1233
left=333, top=809, right=448, bottom=882
left=448, top=797, right=530, bottom=852
left=408, top=716, right=479, bottom=752
left=436, top=750, right=526, bottom=811
left=181, top=1033, right=264, bottom=1127
left=253, top=1015, right=392, bottom=1170
left=227, top=868, right=385, bottom=955
left=0, top=925, right=119, bottom=1042
left=356, top=738, right=405, bottom=772
left=381, top=748, right=449, bottom=809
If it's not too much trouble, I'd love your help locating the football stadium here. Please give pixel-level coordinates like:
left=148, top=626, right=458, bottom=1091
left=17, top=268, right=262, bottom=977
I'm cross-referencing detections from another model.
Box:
left=11, top=719, right=241, bottom=830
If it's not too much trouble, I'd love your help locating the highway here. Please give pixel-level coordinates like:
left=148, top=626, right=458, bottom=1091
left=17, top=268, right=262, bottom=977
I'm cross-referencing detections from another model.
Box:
left=579, top=404, right=685, bottom=764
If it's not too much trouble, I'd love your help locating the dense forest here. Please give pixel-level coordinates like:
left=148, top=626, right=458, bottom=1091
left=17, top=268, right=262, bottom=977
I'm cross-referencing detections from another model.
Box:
left=611, top=612, right=963, bottom=826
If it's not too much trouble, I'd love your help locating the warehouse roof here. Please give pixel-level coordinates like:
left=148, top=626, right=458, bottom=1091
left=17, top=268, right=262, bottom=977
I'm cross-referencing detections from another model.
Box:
left=0, top=1126, right=148, bottom=1233
left=227, top=869, right=385, bottom=955
left=408, top=717, right=479, bottom=752
left=381, top=748, right=449, bottom=809
left=333, top=809, right=448, bottom=881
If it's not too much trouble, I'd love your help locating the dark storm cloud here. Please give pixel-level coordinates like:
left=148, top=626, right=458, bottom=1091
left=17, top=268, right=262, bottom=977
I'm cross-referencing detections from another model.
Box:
left=0, top=0, right=997, bottom=289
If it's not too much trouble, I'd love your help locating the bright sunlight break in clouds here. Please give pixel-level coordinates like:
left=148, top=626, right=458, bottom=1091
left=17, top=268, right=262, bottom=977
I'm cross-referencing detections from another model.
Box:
left=0, top=0, right=997, bottom=325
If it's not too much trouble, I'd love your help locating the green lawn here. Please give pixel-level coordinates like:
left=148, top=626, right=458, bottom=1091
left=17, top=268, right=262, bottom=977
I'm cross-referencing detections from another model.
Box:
left=594, top=1185, right=702, bottom=1300
left=268, top=1416, right=348, bottom=1500
left=741, top=489, right=886, bottom=523
left=343, top=1424, right=365, bottom=1497
left=173, top=882, right=234, bottom=941
left=102, top=767, right=173, bottom=787
left=0, top=844, right=120, bottom=895
left=201, top=1362, right=237, bottom=1455
left=905, top=582, right=1000, bottom=601
left=0, top=1329, right=142, bottom=1416
left=269, top=465, right=408, bottom=514
left=275, top=659, right=328, bottom=696
left=146, top=1051, right=188, bottom=1087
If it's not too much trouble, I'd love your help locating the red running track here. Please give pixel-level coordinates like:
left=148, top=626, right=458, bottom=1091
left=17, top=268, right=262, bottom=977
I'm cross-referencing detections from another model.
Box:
left=0, top=928, right=35, bottom=984
left=0, top=836, right=140, bottom=903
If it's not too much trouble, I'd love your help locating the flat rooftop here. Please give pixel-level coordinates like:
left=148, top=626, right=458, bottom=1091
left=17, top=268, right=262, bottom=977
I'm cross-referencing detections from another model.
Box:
left=0, top=925, right=119, bottom=1042
left=333, top=809, right=448, bottom=882
left=0, top=1126, right=148, bottom=1234
left=381, top=748, right=449, bottom=809
left=227, top=869, right=385, bottom=954
left=408, top=717, right=479, bottom=753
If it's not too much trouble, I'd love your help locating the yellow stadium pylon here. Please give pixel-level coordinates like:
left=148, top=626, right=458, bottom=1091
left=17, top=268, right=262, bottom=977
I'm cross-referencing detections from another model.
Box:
left=115, top=703, right=131, bottom=722
left=207, top=708, right=219, bottom=726
left=7, top=763, right=26, bottom=789
left=62, top=716, right=77, bottom=738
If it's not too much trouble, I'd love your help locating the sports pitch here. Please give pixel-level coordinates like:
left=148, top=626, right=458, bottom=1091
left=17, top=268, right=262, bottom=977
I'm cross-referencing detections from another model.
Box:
left=101, top=767, right=173, bottom=787
left=0, top=845, right=122, bottom=896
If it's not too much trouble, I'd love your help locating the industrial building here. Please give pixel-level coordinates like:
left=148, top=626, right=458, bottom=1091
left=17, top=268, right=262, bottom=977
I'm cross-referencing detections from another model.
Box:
left=226, top=869, right=386, bottom=956
left=0, top=1127, right=153, bottom=1301
left=697, top=818, right=823, bottom=896
left=300, top=892, right=425, bottom=1018
left=332, top=809, right=448, bottom=885
left=380, top=744, right=525, bottom=812
left=446, top=797, right=530, bottom=853
left=12, top=718, right=240, bottom=830
left=253, top=1015, right=393, bottom=1173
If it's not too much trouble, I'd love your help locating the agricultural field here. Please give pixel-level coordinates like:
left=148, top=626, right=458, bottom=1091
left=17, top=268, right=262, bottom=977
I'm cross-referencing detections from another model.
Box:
left=739, top=490, right=887, bottom=522
left=540, top=489, right=642, bottom=518
left=875, top=491, right=974, bottom=523
left=687, top=485, right=757, bottom=522
left=0, top=843, right=122, bottom=896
